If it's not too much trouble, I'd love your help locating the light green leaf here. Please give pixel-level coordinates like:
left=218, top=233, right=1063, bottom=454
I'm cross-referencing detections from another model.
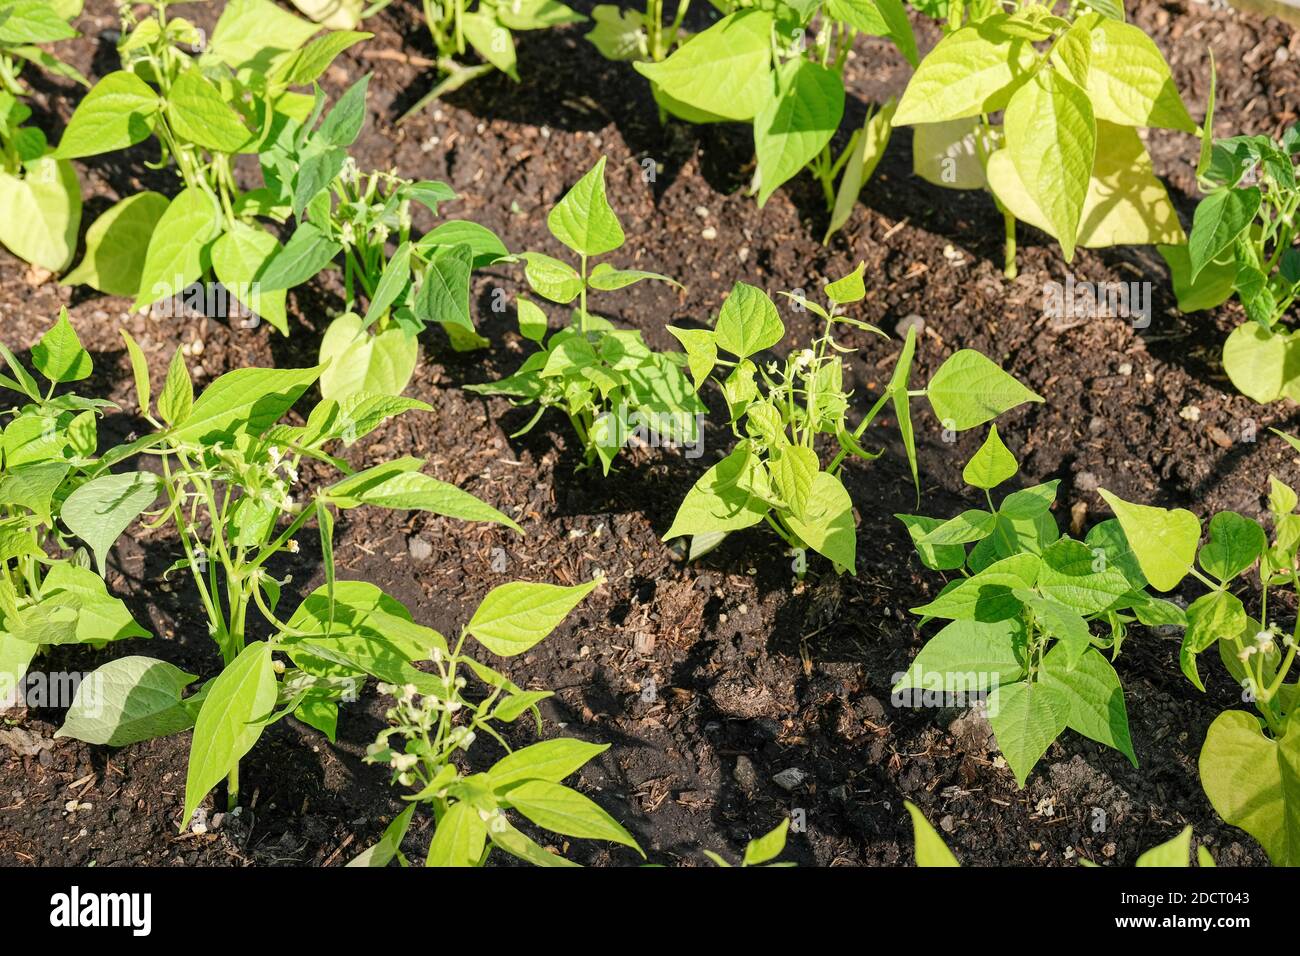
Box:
left=462, top=11, right=518, bottom=80
left=503, top=780, right=642, bottom=854
left=547, top=156, right=624, bottom=258
left=319, top=313, right=419, bottom=402
left=1097, top=488, right=1200, bottom=592
left=1199, top=511, right=1265, bottom=583
left=1136, top=827, right=1197, bottom=867
left=825, top=100, right=895, bottom=242
left=893, top=16, right=1036, bottom=125
left=171, top=365, right=321, bottom=444
left=1003, top=69, right=1095, bottom=260
left=906, top=801, right=960, bottom=866
left=32, top=308, right=91, bottom=384
left=63, top=191, right=169, bottom=297
left=0, top=157, right=81, bottom=272
left=926, top=350, right=1043, bottom=430
left=1039, top=644, right=1135, bottom=765
left=893, top=617, right=1025, bottom=693
left=1221, top=323, right=1300, bottom=405
left=488, top=738, right=609, bottom=790
left=755, top=58, right=844, bottom=206
left=158, top=347, right=193, bottom=427
left=167, top=67, right=250, bottom=153
left=784, top=471, right=856, bottom=572
left=426, top=800, right=488, bottom=867
left=520, top=252, right=583, bottom=304
left=1188, top=187, right=1261, bottom=282
left=962, top=424, right=1017, bottom=489
left=633, top=10, right=773, bottom=122
left=665, top=444, right=772, bottom=540
left=52, top=70, right=159, bottom=159
left=467, top=578, right=599, bottom=657
left=1198, top=710, right=1300, bottom=867
left=1037, top=536, right=1130, bottom=615
left=1082, top=14, right=1195, bottom=132
left=328, top=466, right=521, bottom=532
left=132, top=187, right=221, bottom=312
left=585, top=4, right=647, bottom=60
left=741, top=819, right=790, bottom=866
left=211, top=222, right=288, bottom=335
left=61, top=471, right=164, bottom=575
left=910, top=552, right=1039, bottom=622
left=714, top=281, right=784, bottom=359
left=182, top=641, right=278, bottom=825
left=207, top=0, right=320, bottom=73
left=58, top=657, right=196, bottom=747
left=987, top=680, right=1069, bottom=786
left=918, top=509, right=996, bottom=546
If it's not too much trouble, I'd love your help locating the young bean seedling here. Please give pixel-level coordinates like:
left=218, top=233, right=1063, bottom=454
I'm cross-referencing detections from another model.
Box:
left=350, top=577, right=645, bottom=867
left=469, top=156, right=705, bottom=474
left=1099, top=462, right=1300, bottom=866
left=666, top=265, right=1041, bottom=573
left=0, top=0, right=86, bottom=272
left=1161, top=116, right=1300, bottom=403
left=895, top=0, right=1192, bottom=277
left=59, top=341, right=522, bottom=826
left=630, top=1, right=914, bottom=238
left=55, top=0, right=369, bottom=322
left=896, top=426, right=1184, bottom=785
left=0, top=311, right=149, bottom=703
left=257, top=78, right=508, bottom=399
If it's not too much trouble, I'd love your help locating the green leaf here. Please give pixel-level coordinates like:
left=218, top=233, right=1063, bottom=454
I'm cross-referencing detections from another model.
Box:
left=317, top=74, right=370, bottom=148
left=167, top=67, right=250, bottom=153
left=962, top=424, right=1017, bottom=489
left=0, top=157, right=81, bottom=272
left=40, top=563, right=150, bottom=644
left=1199, top=511, right=1266, bottom=583
left=587, top=262, right=678, bottom=291
left=825, top=262, right=867, bottom=305
left=520, top=252, right=583, bottom=304
left=419, top=243, right=486, bottom=350
left=365, top=241, right=412, bottom=326
left=827, top=0, right=917, bottom=66
left=771, top=444, right=819, bottom=520
left=906, top=801, right=960, bottom=866
left=1135, top=827, right=1197, bottom=867
left=62, top=191, right=169, bottom=297
left=61, top=471, right=164, bottom=575
left=467, top=578, right=599, bottom=657
left=918, top=509, right=996, bottom=546
left=1003, top=69, right=1095, bottom=260
left=158, top=348, right=193, bottom=427
left=1221, top=323, right=1300, bottom=405
left=783, top=471, right=857, bottom=573
left=182, top=641, right=278, bottom=825
left=1199, top=710, right=1300, bottom=866
left=893, top=16, right=1036, bottom=125
left=926, top=350, right=1043, bottom=430
left=714, top=281, right=784, bottom=359
left=1097, top=489, right=1200, bottom=592
left=426, top=800, right=488, bottom=867
left=328, top=465, right=522, bottom=532
left=1180, top=590, right=1246, bottom=691
left=1039, top=644, right=1135, bottom=766
left=348, top=803, right=414, bottom=868
left=421, top=220, right=508, bottom=268
left=171, top=365, right=320, bottom=444
left=585, top=4, right=647, bottom=61
left=896, top=513, right=966, bottom=571
left=1081, top=14, right=1195, bottom=132
left=52, top=70, right=159, bottom=159
left=32, top=308, right=91, bottom=384
left=547, top=156, right=624, bottom=258
left=462, top=11, right=518, bottom=80
left=1157, top=242, right=1235, bottom=314
left=503, top=780, right=642, bottom=854
left=207, top=0, right=320, bottom=73
left=1037, top=536, right=1131, bottom=615
left=0, top=0, right=77, bottom=43
left=488, top=739, right=609, bottom=790
left=986, top=680, right=1069, bottom=786
left=893, top=617, right=1025, bottom=693
left=211, top=222, right=289, bottom=335
left=318, top=313, right=419, bottom=402
left=517, top=297, right=548, bottom=342
left=825, top=100, right=896, bottom=243
left=741, top=819, right=790, bottom=866
left=257, top=221, right=342, bottom=292
left=633, top=10, right=774, bottom=122
left=664, top=444, right=772, bottom=540
left=755, top=58, right=845, bottom=206
left=272, top=30, right=372, bottom=88
left=911, top=552, right=1039, bottom=622
left=132, top=187, right=221, bottom=312
left=494, top=0, right=586, bottom=29
left=58, top=657, right=196, bottom=747
left=1188, top=187, right=1261, bottom=282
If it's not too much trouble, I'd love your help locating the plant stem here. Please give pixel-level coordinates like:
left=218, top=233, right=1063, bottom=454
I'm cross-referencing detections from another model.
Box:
left=1002, top=208, right=1017, bottom=280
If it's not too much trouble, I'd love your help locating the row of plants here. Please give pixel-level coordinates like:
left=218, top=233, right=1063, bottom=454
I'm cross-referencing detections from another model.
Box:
left=0, top=0, right=1295, bottom=866
left=5, top=1, right=1298, bottom=408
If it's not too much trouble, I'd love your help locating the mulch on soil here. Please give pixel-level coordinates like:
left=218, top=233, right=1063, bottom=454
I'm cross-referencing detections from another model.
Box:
left=1, top=0, right=1296, bottom=866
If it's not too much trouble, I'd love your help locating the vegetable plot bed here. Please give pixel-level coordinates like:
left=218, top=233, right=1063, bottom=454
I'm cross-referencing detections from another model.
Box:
left=0, top=0, right=1297, bottom=867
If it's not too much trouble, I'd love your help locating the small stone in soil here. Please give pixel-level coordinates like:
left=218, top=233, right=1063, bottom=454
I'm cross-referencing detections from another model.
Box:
left=895, top=314, right=925, bottom=337
left=733, top=755, right=759, bottom=792
left=407, top=535, right=433, bottom=560
left=773, top=767, right=807, bottom=791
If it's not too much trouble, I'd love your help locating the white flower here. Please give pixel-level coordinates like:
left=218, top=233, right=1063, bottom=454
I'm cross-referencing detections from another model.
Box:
left=390, top=752, right=419, bottom=772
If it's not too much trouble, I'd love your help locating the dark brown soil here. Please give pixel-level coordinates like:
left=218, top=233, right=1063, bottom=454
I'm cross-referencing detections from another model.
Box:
left=1, top=0, right=1296, bottom=867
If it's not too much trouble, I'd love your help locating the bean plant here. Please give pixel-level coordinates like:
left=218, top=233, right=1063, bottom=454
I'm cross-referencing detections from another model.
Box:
left=666, top=266, right=1042, bottom=573
left=703, top=819, right=793, bottom=867
left=626, top=0, right=913, bottom=240
left=1099, top=466, right=1300, bottom=866
left=469, top=157, right=705, bottom=474
left=895, top=0, right=1192, bottom=277
left=381, top=0, right=587, bottom=121
left=0, top=0, right=85, bottom=272
left=59, top=341, right=522, bottom=826
left=55, top=0, right=369, bottom=321
left=0, top=312, right=148, bottom=703
left=350, top=577, right=645, bottom=867
left=257, top=78, right=508, bottom=399
left=896, top=425, right=1197, bottom=785
left=1161, top=118, right=1300, bottom=404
